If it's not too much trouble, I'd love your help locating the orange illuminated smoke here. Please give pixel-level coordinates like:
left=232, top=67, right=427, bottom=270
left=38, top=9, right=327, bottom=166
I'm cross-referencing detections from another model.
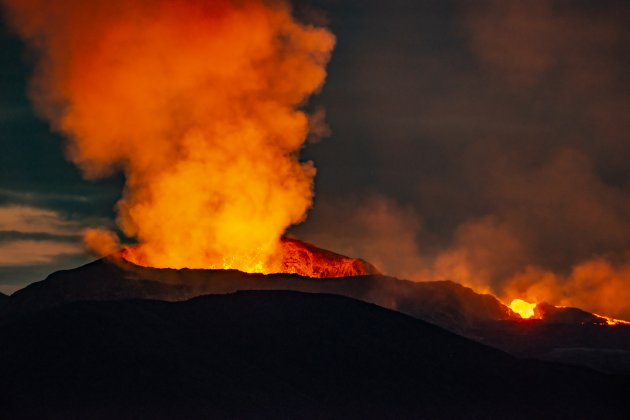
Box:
left=3, top=0, right=335, bottom=273
left=509, top=299, right=537, bottom=319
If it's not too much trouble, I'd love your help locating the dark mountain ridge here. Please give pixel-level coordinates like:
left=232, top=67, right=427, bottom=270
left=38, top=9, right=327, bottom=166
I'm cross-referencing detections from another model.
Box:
left=1, top=257, right=515, bottom=333
left=1, top=291, right=628, bottom=419
left=3, top=257, right=630, bottom=374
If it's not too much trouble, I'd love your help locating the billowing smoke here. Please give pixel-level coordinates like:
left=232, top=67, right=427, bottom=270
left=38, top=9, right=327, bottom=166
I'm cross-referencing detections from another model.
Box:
left=292, top=0, right=630, bottom=319
left=429, top=0, right=630, bottom=318
left=83, top=227, right=120, bottom=258
left=2, top=0, right=334, bottom=272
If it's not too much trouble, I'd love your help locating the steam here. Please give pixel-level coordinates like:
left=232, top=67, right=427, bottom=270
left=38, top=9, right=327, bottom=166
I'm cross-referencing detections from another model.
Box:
left=297, top=193, right=630, bottom=319
left=2, top=0, right=334, bottom=272
left=83, top=227, right=120, bottom=258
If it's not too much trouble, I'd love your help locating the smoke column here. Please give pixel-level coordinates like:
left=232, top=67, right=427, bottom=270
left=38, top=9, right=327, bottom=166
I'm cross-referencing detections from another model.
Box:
left=2, top=0, right=335, bottom=272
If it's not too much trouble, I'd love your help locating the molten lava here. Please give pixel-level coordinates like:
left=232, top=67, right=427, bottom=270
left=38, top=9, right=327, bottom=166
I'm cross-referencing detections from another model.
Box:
left=509, top=299, right=537, bottom=319
left=278, top=238, right=380, bottom=277
left=120, top=237, right=380, bottom=278
left=592, top=313, right=630, bottom=326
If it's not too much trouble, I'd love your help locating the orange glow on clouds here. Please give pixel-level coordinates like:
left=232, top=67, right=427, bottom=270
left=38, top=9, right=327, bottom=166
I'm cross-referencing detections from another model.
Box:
left=504, top=258, right=630, bottom=321
left=3, top=0, right=335, bottom=273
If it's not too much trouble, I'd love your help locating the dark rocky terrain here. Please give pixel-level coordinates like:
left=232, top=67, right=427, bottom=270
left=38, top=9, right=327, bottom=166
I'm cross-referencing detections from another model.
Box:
left=0, top=257, right=516, bottom=333
left=472, top=318, right=630, bottom=374
left=1, top=291, right=628, bottom=419
left=3, top=258, right=630, bottom=375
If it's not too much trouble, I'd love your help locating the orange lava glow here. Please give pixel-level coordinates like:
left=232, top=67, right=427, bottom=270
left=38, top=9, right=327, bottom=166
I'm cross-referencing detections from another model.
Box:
left=503, top=259, right=630, bottom=325
left=592, top=313, right=630, bottom=326
left=4, top=0, right=335, bottom=273
left=509, top=299, right=537, bottom=319
left=121, top=237, right=380, bottom=278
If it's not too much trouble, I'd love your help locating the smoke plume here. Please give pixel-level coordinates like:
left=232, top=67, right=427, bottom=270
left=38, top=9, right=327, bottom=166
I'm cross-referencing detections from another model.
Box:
left=83, top=227, right=120, bottom=258
left=297, top=0, right=630, bottom=318
left=2, top=0, right=334, bottom=272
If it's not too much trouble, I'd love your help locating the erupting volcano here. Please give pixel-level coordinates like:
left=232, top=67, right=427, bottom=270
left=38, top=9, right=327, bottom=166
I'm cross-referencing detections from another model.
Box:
left=3, top=0, right=336, bottom=275
left=4, top=0, right=629, bottom=324
left=2, top=1, right=630, bottom=417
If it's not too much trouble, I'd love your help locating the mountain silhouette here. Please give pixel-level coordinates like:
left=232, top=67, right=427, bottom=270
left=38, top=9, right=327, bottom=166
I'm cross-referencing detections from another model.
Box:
left=2, top=257, right=515, bottom=333
left=0, top=291, right=627, bottom=419
left=3, top=258, right=630, bottom=374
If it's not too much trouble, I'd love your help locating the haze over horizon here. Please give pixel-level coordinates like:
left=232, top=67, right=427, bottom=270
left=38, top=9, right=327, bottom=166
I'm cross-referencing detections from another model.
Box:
left=1, top=0, right=629, bottom=319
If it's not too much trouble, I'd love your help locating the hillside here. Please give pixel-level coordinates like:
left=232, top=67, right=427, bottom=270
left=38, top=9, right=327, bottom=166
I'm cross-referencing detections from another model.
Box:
left=2, top=257, right=515, bottom=333
left=0, top=291, right=627, bottom=419
left=4, top=258, right=630, bottom=374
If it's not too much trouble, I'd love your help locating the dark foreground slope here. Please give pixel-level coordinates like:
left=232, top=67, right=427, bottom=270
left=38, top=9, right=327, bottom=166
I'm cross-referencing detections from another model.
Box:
left=4, top=259, right=630, bottom=374
left=473, top=318, right=630, bottom=374
left=0, top=291, right=627, bottom=419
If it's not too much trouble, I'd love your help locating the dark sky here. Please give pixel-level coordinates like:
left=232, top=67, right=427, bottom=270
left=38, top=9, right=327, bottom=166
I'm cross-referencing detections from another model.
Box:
left=1, top=0, right=629, bottom=316
left=0, top=10, right=123, bottom=290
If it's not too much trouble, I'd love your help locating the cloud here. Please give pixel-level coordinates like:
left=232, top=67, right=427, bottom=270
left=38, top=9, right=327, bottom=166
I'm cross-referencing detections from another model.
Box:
left=0, top=205, right=81, bottom=236
left=0, top=239, right=82, bottom=265
left=0, top=204, right=86, bottom=266
left=0, top=188, right=91, bottom=206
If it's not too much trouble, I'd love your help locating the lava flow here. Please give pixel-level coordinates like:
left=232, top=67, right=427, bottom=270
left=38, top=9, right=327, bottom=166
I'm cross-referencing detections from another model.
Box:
left=506, top=298, right=630, bottom=326
left=592, top=313, right=630, bottom=326
left=120, top=237, right=380, bottom=278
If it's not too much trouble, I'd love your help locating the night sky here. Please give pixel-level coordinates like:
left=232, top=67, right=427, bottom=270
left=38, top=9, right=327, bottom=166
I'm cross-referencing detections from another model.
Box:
left=1, top=0, right=629, bottom=315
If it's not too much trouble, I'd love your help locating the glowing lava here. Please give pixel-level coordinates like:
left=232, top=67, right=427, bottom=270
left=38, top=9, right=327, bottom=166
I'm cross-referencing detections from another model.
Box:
left=509, top=299, right=537, bottom=319
left=592, top=313, right=630, bottom=326
left=120, top=237, right=381, bottom=278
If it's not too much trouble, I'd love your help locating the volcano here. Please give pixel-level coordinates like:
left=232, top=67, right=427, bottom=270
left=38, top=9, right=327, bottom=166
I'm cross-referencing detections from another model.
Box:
left=3, top=248, right=630, bottom=375
left=2, top=244, right=630, bottom=417
left=1, top=254, right=516, bottom=333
